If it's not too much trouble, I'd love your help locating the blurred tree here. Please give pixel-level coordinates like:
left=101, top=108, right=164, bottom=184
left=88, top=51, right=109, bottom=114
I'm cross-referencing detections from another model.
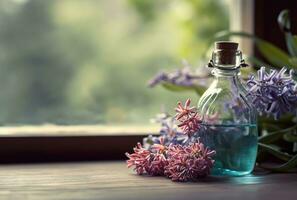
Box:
left=0, top=0, right=228, bottom=125
left=0, top=0, right=71, bottom=124
left=128, top=0, right=229, bottom=60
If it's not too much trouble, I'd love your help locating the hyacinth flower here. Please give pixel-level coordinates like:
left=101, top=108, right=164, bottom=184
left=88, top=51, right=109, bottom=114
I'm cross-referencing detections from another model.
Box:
left=125, top=143, right=151, bottom=175
left=165, top=141, right=216, bottom=182
left=126, top=99, right=216, bottom=181
left=126, top=138, right=168, bottom=176
left=247, top=67, right=297, bottom=119
left=143, top=99, right=206, bottom=149
left=148, top=60, right=210, bottom=90
left=126, top=140, right=216, bottom=181
left=143, top=113, right=187, bottom=149
left=175, top=99, right=202, bottom=137
left=144, top=138, right=169, bottom=176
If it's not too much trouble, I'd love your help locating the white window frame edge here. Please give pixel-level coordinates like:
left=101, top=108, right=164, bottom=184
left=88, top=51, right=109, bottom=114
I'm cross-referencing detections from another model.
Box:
left=229, top=0, right=254, bottom=56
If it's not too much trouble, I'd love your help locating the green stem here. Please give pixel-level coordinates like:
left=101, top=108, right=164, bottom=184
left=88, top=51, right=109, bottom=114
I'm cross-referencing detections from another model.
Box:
left=259, top=154, right=297, bottom=172
left=258, top=143, right=293, bottom=162
left=258, top=124, right=297, bottom=144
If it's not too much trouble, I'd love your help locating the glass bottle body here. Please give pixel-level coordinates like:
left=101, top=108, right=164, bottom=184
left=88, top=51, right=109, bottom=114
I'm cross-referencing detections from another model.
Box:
left=198, top=68, right=258, bottom=176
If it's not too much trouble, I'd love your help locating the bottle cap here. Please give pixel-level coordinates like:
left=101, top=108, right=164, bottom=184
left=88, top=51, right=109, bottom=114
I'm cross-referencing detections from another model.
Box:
left=215, top=41, right=238, bottom=50
left=213, top=41, right=239, bottom=65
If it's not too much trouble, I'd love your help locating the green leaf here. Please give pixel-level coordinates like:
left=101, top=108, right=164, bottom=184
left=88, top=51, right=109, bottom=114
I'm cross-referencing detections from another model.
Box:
left=293, top=35, right=297, bottom=47
left=258, top=113, right=295, bottom=124
left=277, top=10, right=297, bottom=56
left=215, top=31, right=295, bottom=69
left=283, top=131, right=297, bottom=142
left=257, top=40, right=292, bottom=67
left=258, top=124, right=297, bottom=144
left=289, top=56, right=297, bottom=66
left=262, top=123, right=282, bottom=131
left=246, top=56, right=271, bottom=68
left=258, top=143, right=293, bottom=162
left=162, top=82, right=192, bottom=91
left=161, top=82, right=206, bottom=95
left=259, top=153, right=297, bottom=172
left=194, top=87, right=206, bottom=96
left=258, top=130, right=284, bottom=144
left=277, top=10, right=290, bottom=32
left=284, top=33, right=297, bottom=57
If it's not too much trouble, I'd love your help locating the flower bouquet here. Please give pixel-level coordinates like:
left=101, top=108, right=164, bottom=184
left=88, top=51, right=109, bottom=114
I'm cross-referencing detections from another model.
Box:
left=126, top=10, right=297, bottom=181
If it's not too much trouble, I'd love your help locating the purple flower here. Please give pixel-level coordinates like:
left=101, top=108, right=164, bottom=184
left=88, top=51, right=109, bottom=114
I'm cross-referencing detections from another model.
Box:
left=158, top=114, right=188, bottom=145
left=143, top=113, right=187, bottom=149
left=148, top=60, right=210, bottom=88
left=143, top=135, right=161, bottom=149
left=247, top=67, right=297, bottom=119
left=151, top=112, right=178, bottom=137
left=165, top=141, right=215, bottom=182
left=148, top=72, right=168, bottom=87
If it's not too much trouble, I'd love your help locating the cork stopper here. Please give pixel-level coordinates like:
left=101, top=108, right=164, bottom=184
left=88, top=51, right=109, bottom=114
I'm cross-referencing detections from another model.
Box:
left=214, top=41, right=238, bottom=65
left=215, top=41, right=238, bottom=50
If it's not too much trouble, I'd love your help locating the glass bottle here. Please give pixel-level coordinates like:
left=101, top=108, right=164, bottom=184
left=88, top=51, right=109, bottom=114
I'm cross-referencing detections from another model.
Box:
left=197, top=41, right=258, bottom=176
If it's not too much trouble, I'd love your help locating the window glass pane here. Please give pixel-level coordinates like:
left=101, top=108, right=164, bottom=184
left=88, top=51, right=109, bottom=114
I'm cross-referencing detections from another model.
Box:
left=0, top=0, right=229, bottom=125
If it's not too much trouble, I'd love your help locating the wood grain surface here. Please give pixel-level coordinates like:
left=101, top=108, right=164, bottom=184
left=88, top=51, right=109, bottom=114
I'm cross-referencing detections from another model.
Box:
left=0, top=161, right=296, bottom=200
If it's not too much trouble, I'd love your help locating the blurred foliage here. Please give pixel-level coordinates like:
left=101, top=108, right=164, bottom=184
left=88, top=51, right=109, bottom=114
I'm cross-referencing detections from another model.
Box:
left=216, top=10, right=297, bottom=71
left=0, top=0, right=228, bottom=125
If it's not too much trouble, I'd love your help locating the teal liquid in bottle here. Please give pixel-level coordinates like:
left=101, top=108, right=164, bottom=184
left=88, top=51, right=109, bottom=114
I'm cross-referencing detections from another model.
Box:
left=197, top=42, right=258, bottom=176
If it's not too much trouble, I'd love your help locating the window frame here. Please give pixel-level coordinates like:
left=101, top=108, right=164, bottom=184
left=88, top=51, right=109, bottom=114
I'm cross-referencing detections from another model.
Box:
left=0, top=125, right=158, bottom=163
left=0, top=134, right=146, bottom=163
left=0, top=0, right=256, bottom=163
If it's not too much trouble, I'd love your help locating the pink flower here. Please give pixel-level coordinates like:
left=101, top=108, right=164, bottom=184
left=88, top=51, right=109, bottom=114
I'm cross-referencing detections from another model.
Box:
left=145, top=137, right=168, bottom=176
left=175, top=99, right=201, bottom=137
left=145, top=153, right=168, bottom=176
left=126, top=139, right=168, bottom=176
left=175, top=99, right=197, bottom=120
left=125, top=143, right=151, bottom=175
left=150, top=137, right=167, bottom=153
left=126, top=100, right=216, bottom=181
left=165, top=141, right=215, bottom=182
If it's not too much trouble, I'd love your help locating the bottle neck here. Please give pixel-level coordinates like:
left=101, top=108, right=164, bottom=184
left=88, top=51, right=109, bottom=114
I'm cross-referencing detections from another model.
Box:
left=212, top=68, right=244, bottom=90
left=212, top=68, right=240, bottom=78
left=208, top=41, right=248, bottom=91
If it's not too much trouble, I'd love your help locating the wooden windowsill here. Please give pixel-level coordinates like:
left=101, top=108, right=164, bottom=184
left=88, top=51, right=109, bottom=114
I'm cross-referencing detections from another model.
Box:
left=0, top=125, right=159, bottom=163
left=0, top=161, right=296, bottom=200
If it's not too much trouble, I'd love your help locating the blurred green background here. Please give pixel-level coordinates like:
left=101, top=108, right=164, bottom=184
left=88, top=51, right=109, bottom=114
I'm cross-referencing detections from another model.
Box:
left=0, top=0, right=228, bottom=125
